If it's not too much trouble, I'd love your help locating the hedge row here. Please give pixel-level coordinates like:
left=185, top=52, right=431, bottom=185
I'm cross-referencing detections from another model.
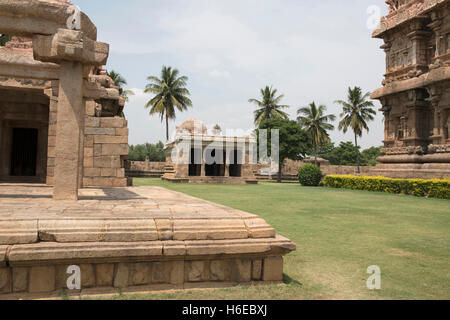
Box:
left=323, top=175, right=450, bottom=200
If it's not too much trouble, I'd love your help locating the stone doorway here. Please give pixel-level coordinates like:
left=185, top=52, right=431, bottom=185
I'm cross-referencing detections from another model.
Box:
left=0, top=89, right=49, bottom=183
left=10, top=128, right=38, bottom=177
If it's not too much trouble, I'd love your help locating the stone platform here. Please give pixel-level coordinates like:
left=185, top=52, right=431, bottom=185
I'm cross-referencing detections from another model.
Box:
left=0, top=184, right=295, bottom=299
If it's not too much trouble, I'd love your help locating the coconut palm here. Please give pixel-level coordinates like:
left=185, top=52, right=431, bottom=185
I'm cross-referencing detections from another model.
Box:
left=145, top=66, right=192, bottom=141
left=249, top=86, right=290, bottom=127
left=335, top=87, right=376, bottom=173
left=107, top=70, right=134, bottom=102
left=297, top=102, right=336, bottom=165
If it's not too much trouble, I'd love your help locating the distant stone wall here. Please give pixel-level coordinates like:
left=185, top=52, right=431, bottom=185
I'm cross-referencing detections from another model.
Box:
left=255, top=159, right=374, bottom=180
left=126, top=161, right=166, bottom=178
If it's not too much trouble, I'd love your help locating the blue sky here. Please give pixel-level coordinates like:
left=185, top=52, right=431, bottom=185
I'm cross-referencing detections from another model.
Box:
left=75, top=0, right=388, bottom=148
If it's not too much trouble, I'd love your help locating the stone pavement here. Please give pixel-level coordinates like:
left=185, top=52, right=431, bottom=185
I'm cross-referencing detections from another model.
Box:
left=0, top=184, right=295, bottom=297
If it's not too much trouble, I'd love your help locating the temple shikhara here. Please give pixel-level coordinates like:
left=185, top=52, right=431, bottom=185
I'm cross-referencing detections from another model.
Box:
left=0, top=0, right=294, bottom=298
left=371, top=0, right=450, bottom=178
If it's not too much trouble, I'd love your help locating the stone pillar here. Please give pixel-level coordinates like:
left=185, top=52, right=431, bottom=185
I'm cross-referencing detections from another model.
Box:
left=33, top=28, right=109, bottom=200
left=225, top=165, right=230, bottom=177
left=53, top=61, right=84, bottom=200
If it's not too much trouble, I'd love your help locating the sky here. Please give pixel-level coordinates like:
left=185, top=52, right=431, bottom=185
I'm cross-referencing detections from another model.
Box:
left=75, top=0, right=389, bottom=149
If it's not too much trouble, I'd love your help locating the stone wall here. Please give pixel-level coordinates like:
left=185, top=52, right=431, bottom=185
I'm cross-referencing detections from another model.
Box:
left=127, top=161, right=165, bottom=178
left=46, top=100, right=129, bottom=188
left=0, top=257, right=282, bottom=296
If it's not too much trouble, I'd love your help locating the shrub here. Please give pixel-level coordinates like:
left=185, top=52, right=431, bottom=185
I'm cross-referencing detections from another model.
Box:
left=298, top=164, right=323, bottom=187
left=323, top=175, right=450, bottom=200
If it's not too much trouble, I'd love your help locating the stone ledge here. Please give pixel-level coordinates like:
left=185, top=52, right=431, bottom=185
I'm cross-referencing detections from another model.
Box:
left=6, top=236, right=295, bottom=266
left=0, top=220, right=38, bottom=245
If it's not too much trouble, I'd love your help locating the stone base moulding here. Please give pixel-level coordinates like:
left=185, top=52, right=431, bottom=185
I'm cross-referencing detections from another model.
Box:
left=0, top=240, right=291, bottom=297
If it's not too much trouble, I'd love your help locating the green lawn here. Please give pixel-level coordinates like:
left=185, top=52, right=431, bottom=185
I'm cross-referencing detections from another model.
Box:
left=121, top=178, right=450, bottom=300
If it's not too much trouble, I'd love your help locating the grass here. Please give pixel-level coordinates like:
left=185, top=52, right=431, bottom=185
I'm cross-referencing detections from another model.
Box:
left=121, top=178, right=450, bottom=300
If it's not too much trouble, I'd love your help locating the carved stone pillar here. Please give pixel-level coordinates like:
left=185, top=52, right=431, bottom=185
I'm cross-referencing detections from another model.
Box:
left=33, top=28, right=109, bottom=200
left=407, top=19, right=431, bottom=75
left=427, top=85, right=443, bottom=145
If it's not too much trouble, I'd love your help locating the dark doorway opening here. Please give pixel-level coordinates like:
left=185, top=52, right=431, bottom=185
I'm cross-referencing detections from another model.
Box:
left=10, top=128, right=38, bottom=177
left=229, top=149, right=242, bottom=177
left=205, top=149, right=226, bottom=177
left=189, top=148, right=202, bottom=176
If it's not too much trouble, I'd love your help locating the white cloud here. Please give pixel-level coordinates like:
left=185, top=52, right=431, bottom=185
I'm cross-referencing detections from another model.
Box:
left=209, top=69, right=231, bottom=78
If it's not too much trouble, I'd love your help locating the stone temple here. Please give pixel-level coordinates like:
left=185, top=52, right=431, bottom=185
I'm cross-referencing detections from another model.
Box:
left=0, top=0, right=294, bottom=298
left=162, top=118, right=258, bottom=184
left=371, top=0, right=450, bottom=179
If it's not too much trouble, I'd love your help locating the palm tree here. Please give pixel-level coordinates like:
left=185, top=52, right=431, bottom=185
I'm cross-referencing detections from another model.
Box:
left=107, top=70, right=134, bottom=102
left=335, top=87, right=376, bottom=173
left=145, top=66, right=192, bottom=141
left=297, top=102, right=336, bottom=165
left=249, top=86, right=290, bottom=127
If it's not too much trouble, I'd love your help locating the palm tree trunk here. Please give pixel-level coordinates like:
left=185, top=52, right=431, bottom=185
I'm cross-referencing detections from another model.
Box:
left=277, top=162, right=282, bottom=183
left=314, top=144, right=318, bottom=166
left=355, top=133, right=360, bottom=174
left=165, top=113, right=169, bottom=141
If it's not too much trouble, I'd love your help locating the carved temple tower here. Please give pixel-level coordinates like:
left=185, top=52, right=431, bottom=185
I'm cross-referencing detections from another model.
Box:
left=371, top=0, right=450, bottom=178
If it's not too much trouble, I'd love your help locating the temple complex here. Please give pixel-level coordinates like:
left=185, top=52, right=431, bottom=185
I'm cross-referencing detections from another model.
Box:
left=162, top=118, right=258, bottom=184
left=0, top=0, right=294, bottom=298
left=371, top=0, right=450, bottom=178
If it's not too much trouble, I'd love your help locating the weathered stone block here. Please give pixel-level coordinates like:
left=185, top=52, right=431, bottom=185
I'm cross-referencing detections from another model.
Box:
left=101, top=144, right=129, bottom=156
left=170, top=261, right=184, bottom=285
left=84, top=167, right=101, bottom=177
left=83, top=156, right=94, bottom=168
left=252, top=260, right=262, bottom=281
left=152, top=262, right=171, bottom=284
left=262, top=257, right=283, bottom=281
left=48, top=135, right=56, bottom=147
left=115, top=128, right=129, bottom=136
left=101, top=168, right=116, bottom=177
left=85, top=117, right=100, bottom=128
left=85, top=135, right=94, bottom=148
left=185, top=261, right=207, bottom=282
left=210, top=260, right=232, bottom=281
left=101, top=118, right=125, bottom=128
left=129, top=263, right=151, bottom=286
left=12, top=267, right=28, bottom=292
left=80, top=264, right=95, bottom=288
left=84, top=147, right=93, bottom=158
left=0, top=220, right=38, bottom=245
left=94, top=156, right=121, bottom=168
left=47, top=146, right=55, bottom=158
left=231, top=259, right=251, bottom=282
left=85, top=127, right=115, bottom=135
left=94, top=135, right=128, bottom=144
left=116, top=168, right=125, bottom=178
left=29, top=266, right=55, bottom=293
left=93, top=144, right=102, bottom=156
left=114, top=263, right=129, bottom=288
left=96, top=264, right=114, bottom=287
left=0, top=268, right=11, bottom=294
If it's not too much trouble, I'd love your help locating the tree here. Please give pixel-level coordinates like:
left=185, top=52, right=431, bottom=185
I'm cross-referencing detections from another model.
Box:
left=335, top=87, right=376, bottom=173
left=0, top=34, right=11, bottom=46
left=128, top=142, right=166, bottom=162
left=361, top=146, right=382, bottom=166
left=297, top=102, right=336, bottom=165
left=257, top=118, right=311, bottom=183
left=249, top=86, right=290, bottom=127
left=321, top=142, right=360, bottom=166
left=107, top=70, right=135, bottom=103
left=145, top=66, right=192, bottom=141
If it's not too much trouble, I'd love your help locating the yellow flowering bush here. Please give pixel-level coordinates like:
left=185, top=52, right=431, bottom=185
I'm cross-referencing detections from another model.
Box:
left=323, top=175, right=450, bottom=200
